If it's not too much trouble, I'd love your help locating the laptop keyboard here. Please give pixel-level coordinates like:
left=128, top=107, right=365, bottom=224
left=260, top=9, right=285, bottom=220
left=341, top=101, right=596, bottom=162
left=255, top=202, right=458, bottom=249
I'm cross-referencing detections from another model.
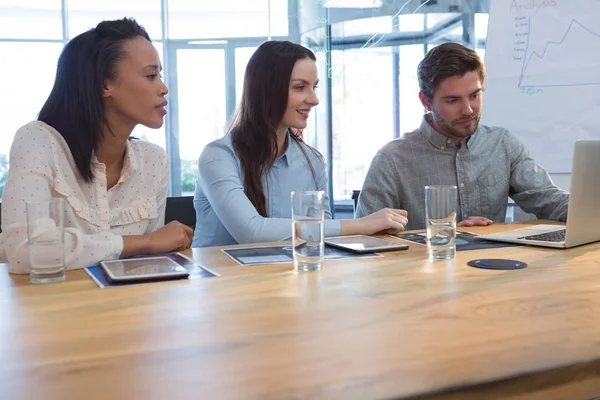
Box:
left=518, top=229, right=566, bottom=242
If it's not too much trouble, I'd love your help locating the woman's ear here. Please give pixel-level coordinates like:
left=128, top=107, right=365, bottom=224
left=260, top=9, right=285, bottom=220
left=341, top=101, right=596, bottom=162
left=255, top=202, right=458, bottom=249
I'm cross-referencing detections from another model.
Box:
left=103, top=80, right=114, bottom=98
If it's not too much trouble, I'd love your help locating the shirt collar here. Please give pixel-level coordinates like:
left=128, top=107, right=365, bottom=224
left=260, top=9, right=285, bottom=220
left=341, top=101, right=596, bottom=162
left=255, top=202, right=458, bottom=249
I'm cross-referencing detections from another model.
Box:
left=420, top=113, right=477, bottom=150
left=121, top=140, right=137, bottom=178
left=91, top=139, right=137, bottom=181
left=275, top=132, right=302, bottom=167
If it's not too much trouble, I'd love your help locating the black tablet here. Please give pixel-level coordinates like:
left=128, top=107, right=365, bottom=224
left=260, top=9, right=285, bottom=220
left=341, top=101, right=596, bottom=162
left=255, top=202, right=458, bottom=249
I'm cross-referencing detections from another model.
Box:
left=324, top=235, right=409, bottom=253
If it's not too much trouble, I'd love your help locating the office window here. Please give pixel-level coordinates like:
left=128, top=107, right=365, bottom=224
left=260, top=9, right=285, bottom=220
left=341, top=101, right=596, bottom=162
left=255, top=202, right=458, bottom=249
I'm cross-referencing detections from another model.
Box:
left=330, top=47, right=394, bottom=200
left=426, top=13, right=459, bottom=29
left=323, top=8, right=489, bottom=204
left=0, top=0, right=62, bottom=40
left=67, top=0, right=163, bottom=39
left=235, top=47, right=258, bottom=107
left=333, top=16, right=392, bottom=37
left=168, top=0, right=288, bottom=39
left=399, top=14, right=424, bottom=32
left=175, top=48, right=227, bottom=194
left=475, top=13, right=489, bottom=61
left=0, top=42, right=62, bottom=197
left=475, top=13, right=489, bottom=39
left=399, top=45, right=425, bottom=135
left=0, top=0, right=493, bottom=203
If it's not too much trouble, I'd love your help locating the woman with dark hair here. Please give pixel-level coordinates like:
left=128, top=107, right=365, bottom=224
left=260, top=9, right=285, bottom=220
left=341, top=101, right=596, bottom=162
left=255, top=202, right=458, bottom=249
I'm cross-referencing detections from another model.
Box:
left=192, top=40, right=408, bottom=247
left=0, top=18, right=193, bottom=274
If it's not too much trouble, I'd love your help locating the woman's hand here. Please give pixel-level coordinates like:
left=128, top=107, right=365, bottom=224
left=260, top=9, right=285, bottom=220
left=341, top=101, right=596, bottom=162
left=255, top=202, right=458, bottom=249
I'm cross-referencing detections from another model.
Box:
left=122, top=221, right=194, bottom=258
left=146, top=221, right=195, bottom=253
left=342, top=208, right=409, bottom=236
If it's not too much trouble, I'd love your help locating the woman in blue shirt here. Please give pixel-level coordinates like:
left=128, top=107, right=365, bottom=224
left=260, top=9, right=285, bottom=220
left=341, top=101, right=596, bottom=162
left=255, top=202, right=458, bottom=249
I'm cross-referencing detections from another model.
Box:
left=193, top=40, right=408, bottom=247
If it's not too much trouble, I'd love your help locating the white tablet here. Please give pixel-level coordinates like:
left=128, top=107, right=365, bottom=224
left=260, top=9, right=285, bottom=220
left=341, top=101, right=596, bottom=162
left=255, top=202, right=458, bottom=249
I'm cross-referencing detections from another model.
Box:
left=100, top=256, right=190, bottom=282
left=324, top=235, right=409, bottom=253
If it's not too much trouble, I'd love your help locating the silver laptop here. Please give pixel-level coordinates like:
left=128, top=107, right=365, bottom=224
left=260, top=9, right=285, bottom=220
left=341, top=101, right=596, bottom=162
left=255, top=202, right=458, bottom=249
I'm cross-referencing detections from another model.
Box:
left=478, top=140, right=600, bottom=249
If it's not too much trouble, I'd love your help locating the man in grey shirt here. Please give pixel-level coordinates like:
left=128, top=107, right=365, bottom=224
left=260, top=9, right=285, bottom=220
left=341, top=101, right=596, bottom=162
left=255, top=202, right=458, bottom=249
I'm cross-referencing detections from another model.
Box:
left=356, top=42, right=569, bottom=231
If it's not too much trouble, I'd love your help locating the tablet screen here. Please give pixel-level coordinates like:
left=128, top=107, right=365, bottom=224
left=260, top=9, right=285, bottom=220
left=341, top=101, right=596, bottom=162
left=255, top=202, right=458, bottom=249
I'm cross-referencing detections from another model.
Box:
left=101, top=257, right=187, bottom=278
left=325, top=235, right=407, bottom=251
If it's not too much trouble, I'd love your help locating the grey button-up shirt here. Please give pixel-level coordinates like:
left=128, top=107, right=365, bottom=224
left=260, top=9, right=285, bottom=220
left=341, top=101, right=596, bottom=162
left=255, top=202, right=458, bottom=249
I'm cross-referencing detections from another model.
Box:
left=356, top=115, right=569, bottom=230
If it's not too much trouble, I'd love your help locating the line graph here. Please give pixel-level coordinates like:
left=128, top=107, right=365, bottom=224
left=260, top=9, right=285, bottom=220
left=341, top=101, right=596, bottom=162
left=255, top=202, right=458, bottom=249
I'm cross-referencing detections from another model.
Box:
left=518, top=18, right=600, bottom=88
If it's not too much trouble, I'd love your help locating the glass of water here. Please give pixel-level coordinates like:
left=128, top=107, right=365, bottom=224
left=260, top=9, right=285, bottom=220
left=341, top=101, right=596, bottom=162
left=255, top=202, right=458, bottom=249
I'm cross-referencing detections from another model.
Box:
left=291, top=191, right=325, bottom=272
left=425, top=185, right=457, bottom=260
left=26, top=198, right=66, bottom=284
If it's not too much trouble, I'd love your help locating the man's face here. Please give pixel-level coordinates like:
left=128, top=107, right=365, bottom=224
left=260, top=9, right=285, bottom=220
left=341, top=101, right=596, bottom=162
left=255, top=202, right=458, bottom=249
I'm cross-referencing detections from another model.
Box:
left=419, top=71, right=483, bottom=144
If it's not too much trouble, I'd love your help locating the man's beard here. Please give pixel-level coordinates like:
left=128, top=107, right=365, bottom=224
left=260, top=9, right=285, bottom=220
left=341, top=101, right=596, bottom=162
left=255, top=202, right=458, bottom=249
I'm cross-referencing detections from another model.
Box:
left=431, top=108, right=480, bottom=139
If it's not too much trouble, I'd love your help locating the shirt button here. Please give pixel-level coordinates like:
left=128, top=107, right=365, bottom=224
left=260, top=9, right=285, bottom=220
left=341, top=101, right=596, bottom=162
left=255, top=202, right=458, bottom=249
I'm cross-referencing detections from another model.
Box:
left=463, top=213, right=468, bottom=219
left=446, top=139, right=452, bottom=144
left=440, top=146, right=445, bottom=150
left=460, top=183, right=465, bottom=188
left=456, top=153, right=460, bottom=158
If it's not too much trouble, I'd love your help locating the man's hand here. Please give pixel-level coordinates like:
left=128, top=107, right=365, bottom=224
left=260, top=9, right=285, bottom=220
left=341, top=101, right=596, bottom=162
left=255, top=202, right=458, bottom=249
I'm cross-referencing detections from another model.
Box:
left=458, top=216, right=493, bottom=227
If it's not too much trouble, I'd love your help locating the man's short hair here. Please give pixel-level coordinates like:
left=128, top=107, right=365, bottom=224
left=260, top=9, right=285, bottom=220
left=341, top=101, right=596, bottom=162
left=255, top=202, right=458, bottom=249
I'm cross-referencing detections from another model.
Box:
left=417, top=42, right=486, bottom=100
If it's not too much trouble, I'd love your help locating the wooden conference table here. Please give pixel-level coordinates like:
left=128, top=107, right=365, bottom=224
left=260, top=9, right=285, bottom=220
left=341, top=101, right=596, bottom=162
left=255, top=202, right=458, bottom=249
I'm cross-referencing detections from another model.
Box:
left=2, top=222, right=600, bottom=399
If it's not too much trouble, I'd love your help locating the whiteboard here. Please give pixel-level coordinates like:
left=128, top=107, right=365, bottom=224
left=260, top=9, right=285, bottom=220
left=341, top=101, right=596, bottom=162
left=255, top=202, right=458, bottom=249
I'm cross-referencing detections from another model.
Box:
left=482, top=0, right=600, bottom=173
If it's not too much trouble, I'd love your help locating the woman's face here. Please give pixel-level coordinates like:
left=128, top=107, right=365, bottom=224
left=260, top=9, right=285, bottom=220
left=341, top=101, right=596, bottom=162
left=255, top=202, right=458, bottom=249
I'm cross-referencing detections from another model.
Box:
left=103, top=37, right=168, bottom=133
left=279, top=57, right=319, bottom=132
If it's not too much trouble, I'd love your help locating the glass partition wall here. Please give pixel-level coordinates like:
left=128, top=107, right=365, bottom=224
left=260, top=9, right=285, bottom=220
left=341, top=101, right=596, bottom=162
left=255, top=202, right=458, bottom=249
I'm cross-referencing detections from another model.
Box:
left=300, top=0, right=490, bottom=214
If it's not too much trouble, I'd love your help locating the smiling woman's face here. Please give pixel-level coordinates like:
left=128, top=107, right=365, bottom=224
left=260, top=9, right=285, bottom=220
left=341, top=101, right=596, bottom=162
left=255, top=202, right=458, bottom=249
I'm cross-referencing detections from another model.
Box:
left=279, top=57, right=320, bottom=132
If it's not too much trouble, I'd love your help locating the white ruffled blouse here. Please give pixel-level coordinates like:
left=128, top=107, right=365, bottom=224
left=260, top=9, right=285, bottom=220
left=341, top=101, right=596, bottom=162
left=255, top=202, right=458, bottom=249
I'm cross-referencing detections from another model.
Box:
left=0, top=121, right=169, bottom=274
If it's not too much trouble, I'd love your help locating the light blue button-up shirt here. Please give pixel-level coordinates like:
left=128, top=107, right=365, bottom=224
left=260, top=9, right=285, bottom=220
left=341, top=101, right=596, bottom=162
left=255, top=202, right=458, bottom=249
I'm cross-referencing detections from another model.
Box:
left=192, top=133, right=341, bottom=247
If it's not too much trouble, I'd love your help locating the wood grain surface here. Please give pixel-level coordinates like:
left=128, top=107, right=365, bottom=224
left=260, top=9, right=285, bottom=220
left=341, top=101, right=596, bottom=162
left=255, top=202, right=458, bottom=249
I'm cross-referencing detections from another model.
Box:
left=2, top=222, right=600, bottom=399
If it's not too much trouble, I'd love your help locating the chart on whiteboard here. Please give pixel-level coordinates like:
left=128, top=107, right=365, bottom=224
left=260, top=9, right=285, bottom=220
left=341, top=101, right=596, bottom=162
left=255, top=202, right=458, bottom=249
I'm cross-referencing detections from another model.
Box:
left=482, top=0, right=600, bottom=173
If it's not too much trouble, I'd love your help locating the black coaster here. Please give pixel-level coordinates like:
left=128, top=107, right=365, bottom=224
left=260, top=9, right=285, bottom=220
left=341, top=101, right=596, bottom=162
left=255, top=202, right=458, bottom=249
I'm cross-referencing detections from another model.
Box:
left=467, top=259, right=528, bottom=270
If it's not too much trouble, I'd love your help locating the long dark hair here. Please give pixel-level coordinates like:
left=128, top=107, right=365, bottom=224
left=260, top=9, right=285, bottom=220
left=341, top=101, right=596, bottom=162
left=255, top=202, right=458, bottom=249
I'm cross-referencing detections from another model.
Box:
left=38, top=17, right=151, bottom=182
left=231, top=40, right=319, bottom=217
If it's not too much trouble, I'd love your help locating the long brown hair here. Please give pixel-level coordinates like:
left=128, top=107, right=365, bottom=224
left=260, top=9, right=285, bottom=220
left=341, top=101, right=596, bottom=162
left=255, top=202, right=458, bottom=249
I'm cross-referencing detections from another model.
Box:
left=231, top=41, right=318, bottom=217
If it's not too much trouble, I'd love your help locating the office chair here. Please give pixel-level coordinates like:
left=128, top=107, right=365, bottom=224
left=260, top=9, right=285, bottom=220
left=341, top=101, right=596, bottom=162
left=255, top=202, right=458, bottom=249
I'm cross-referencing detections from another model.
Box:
left=351, top=190, right=360, bottom=214
left=165, top=196, right=196, bottom=229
